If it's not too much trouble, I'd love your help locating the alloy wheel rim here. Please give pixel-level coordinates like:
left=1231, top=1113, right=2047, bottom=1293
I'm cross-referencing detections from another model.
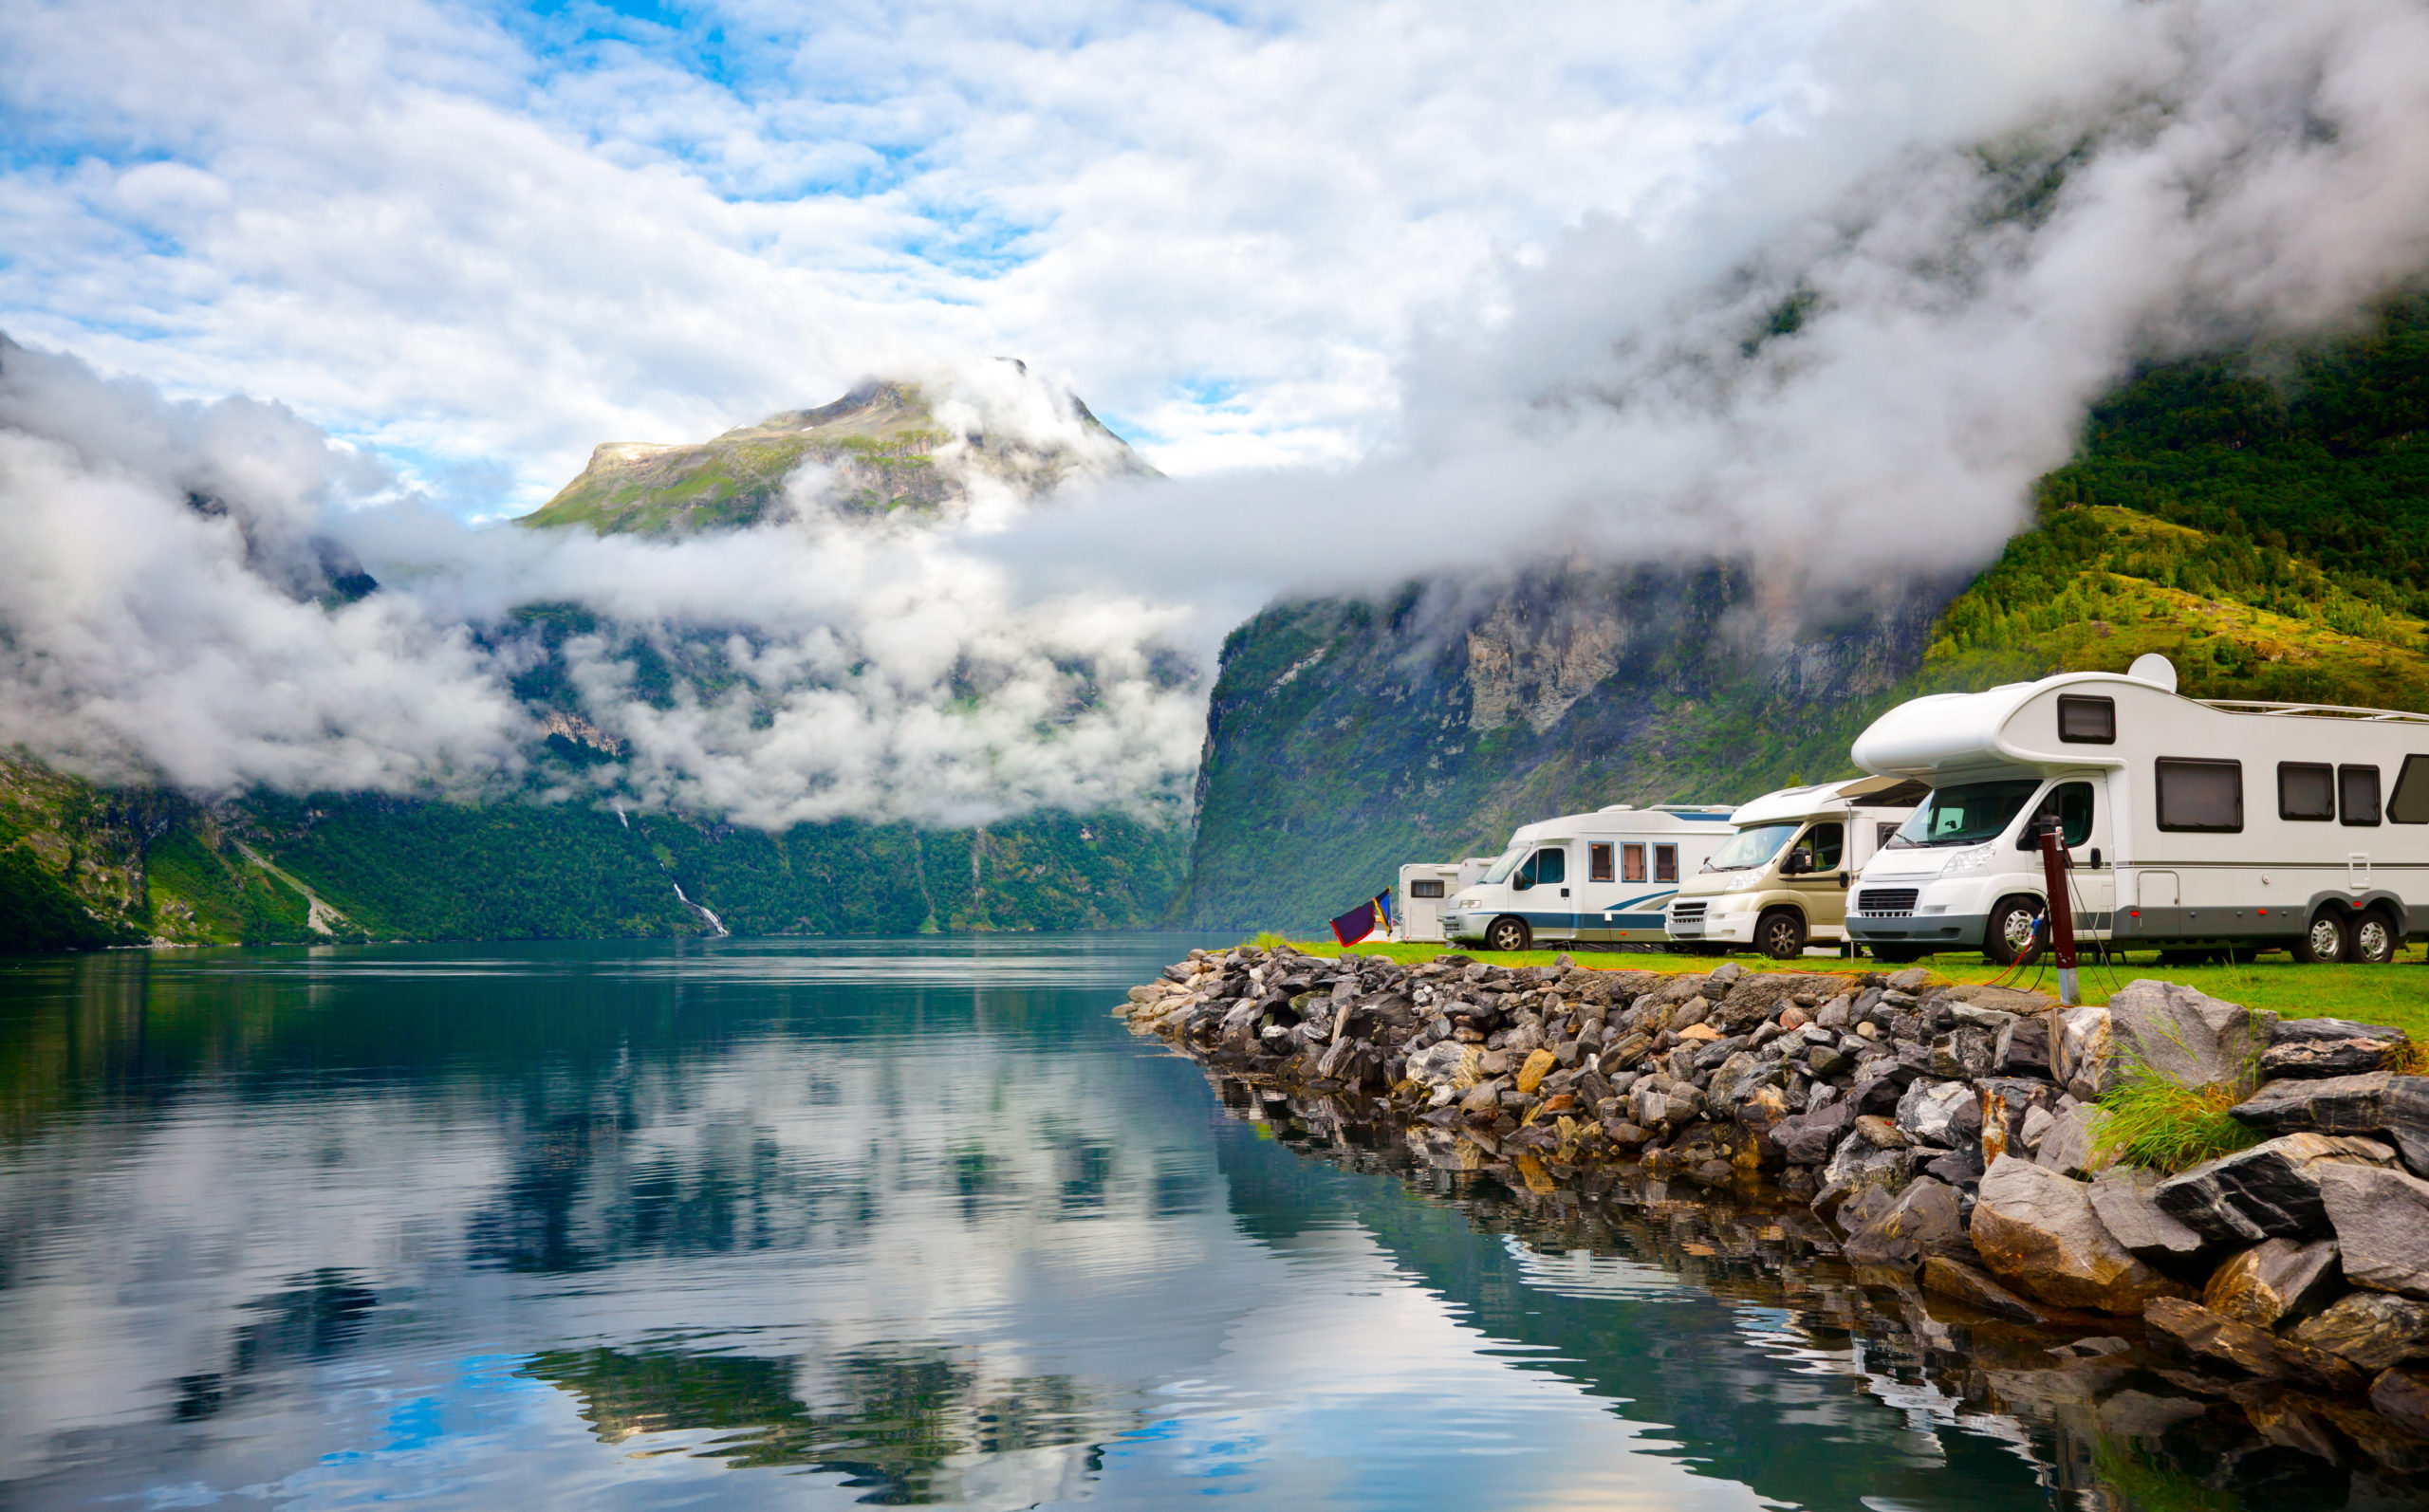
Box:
left=2311, top=917, right=2343, bottom=958
left=2359, top=919, right=2391, bottom=959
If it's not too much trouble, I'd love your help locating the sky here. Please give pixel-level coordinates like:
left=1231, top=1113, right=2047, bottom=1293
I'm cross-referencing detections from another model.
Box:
left=0, top=0, right=1853, bottom=510
left=3, top=0, right=2428, bottom=824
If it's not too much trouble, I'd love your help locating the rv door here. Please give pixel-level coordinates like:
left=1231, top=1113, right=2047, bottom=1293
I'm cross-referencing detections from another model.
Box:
left=2023, top=779, right=2115, bottom=937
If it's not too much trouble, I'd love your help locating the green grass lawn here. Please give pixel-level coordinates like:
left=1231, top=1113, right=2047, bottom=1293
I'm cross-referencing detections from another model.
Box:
left=1256, top=935, right=2429, bottom=1038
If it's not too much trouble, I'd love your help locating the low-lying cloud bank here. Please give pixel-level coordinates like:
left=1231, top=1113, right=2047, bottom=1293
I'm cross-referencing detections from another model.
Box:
left=0, top=338, right=1203, bottom=827
left=1002, top=0, right=2429, bottom=617
left=4, top=0, right=2427, bottom=830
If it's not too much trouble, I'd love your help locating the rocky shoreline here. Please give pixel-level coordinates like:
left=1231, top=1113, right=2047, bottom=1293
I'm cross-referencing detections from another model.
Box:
left=1122, top=944, right=2429, bottom=1472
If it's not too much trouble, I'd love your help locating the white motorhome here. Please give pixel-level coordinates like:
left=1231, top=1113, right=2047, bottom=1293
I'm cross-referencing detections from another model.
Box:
left=1663, top=777, right=1928, bottom=958
left=1441, top=804, right=1738, bottom=953
left=1845, top=655, right=2429, bottom=965
left=1395, top=858, right=1495, bottom=943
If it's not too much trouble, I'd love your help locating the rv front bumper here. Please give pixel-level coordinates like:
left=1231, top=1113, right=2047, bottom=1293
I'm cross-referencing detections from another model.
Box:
left=1440, top=912, right=1481, bottom=944
left=1845, top=910, right=1988, bottom=949
left=1666, top=911, right=1753, bottom=944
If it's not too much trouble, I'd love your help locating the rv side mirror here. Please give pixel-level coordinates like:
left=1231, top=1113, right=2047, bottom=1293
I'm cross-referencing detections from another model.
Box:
left=1511, top=872, right=1531, bottom=892
left=1781, top=852, right=1809, bottom=876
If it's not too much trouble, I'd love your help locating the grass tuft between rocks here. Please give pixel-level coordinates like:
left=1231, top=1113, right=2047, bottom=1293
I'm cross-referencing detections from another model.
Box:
left=2091, top=1063, right=2265, bottom=1174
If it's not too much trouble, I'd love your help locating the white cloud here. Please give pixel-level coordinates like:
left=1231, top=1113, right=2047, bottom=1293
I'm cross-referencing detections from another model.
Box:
left=0, top=0, right=1830, bottom=503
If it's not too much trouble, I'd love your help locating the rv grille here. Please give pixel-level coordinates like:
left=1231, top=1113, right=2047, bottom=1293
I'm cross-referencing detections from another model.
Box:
left=1670, top=901, right=1707, bottom=922
left=1856, top=888, right=1919, bottom=916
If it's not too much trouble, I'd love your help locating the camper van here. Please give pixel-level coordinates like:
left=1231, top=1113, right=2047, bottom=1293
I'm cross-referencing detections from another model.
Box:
left=1396, top=858, right=1495, bottom=943
left=1662, top=777, right=1927, bottom=958
left=1844, top=655, right=2429, bottom=965
left=1441, top=804, right=1737, bottom=953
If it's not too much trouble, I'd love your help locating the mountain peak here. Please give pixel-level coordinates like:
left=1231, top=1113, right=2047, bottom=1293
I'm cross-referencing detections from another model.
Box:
left=521, top=373, right=1155, bottom=536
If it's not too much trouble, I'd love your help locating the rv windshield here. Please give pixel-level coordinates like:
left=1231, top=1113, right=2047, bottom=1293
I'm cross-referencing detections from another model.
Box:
left=1707, top=822, right=1798, bottom=872
left=1887, top=779, right=2043, bottom=848
left=1479, top=843, right=1529, bottom=885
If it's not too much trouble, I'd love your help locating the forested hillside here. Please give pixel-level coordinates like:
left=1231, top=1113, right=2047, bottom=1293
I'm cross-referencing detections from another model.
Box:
left=1177, top=298, right=2429, bottom=930
left=0, top=754, right=1183, bottom=950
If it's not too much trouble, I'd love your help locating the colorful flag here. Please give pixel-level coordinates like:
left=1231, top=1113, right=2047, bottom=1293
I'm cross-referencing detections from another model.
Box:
left=1330, top=889, right=1392, bottom=947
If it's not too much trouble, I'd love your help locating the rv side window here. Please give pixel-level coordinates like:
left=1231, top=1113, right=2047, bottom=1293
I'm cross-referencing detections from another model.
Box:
left=1877, top=821, right=1900, bottom=850
left=2018, top=782, right=2097, bottom=849
left=2057, top=694, right=2115, bottom=745
left=2342, top=765, right=2382, bottom=826
left=1653, top=844, right=1678, bottom=883
left=1622, top=843, right=1646, bottom=883
left=1410, top=878, right=1445, bottom=898
left=1527, top=848, right=1566, bottom=886
left=2279, top=763, right=2335, bottom=821
left=1589, top=843, right=1615, bottom=883
left=1806, top=822, right=1844, bottom=870
left=2392, top=755, right=2429, bottom=824
left=2156, top=758, right=2242, bottom=832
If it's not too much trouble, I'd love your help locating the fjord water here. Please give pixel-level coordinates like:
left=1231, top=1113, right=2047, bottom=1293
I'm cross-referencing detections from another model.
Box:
left=0, top=939, right=2199, bottom=1508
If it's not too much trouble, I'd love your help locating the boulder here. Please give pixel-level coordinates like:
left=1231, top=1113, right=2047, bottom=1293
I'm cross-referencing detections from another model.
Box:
left=2275, top=1015, right=2407, bottom=1044
left=2020, top=1104, right=2058, bottom=1153
left=2050, top=1006, right=2117, bottom=1101
left=1921, top=1256, right=2052, bottom=1323
left=2273, top=1337, right=2368, bottom=1396
left=1993, top=1014, right=2051, bottom=1077
left=2232, top=1072, right=2429, bottom=1174
left=2154, top=1133, right=2397, bottom=1243
left=1815, top=1129, right=1917, bottom=1218
left=2034, top=1103, right=2115, bottom=1178
left=2142, top=1297, right=2284, bottom=1378
left=2086, top=1167, right=2212, bottom=1267
left=1514, top=1047, right=1558, bottom=1095
left=1897, top=1079, right=1980, bottom=1148
left=2106, top=980, right=2274, bottom=1090
left=1968, top=1154, right=2188, bottom=1313
left=2200, top=1238, right=2340, bottom=1327
left=1841, top=1176, right=1970, bottom=1269
left=2320, top=1162, right=2429, bottom=1299
left=1773, top=1099, right=1855, bottom=1165
left=1931, top=1026, right=1995, bottom=1081
left=2263, top=1037, right=2404, bottom=1079
left=2371, top=1369, right=2429, bottom=1440
left=2293, top=1292, right=2429, bottom=1373
left=1979, top=1077, right=2059, bottom=1165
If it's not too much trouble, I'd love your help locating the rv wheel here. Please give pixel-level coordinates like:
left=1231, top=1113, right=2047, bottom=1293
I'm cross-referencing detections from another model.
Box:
left=1755, top=909, right=1807, bottom=960
left=1983, top=897, right=2046, bottom=967
left=2353, top=910, right=2399, bottom=965
left=1486, top=915, right=1532, bottom=953
left=2294, top=910, right=2349, bottom=965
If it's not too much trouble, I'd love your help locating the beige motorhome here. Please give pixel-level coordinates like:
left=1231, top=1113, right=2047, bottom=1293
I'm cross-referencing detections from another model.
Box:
left=1663, top=777, right=1927, bottom=958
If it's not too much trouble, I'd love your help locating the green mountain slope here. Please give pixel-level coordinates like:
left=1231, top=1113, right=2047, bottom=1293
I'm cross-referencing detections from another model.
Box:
left=1178, top=298, right=2429, bottom=931
left=521, top=378, right=1157, bottom=535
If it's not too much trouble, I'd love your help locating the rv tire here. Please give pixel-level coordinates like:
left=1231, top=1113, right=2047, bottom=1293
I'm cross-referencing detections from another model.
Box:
left=1755, top=908, right=1807, bottom=960
left=1486, top=915, right=1532, bottom=953
left=1983, top=896, right=2046, bottom=968
left=2294, top=909, right=2348, bottom=965
left=2353, top=909, right=2399, bottom=965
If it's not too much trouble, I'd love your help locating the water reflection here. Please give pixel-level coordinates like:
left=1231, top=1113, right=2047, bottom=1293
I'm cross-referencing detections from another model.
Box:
left=0, top=938, right=2416, bottom=1509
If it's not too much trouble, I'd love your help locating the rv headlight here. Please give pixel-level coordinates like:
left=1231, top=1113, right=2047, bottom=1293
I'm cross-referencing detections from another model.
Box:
left=1722, top=873, right=1765, bottom=892
left=1939, top=844, right=1996, bottom=877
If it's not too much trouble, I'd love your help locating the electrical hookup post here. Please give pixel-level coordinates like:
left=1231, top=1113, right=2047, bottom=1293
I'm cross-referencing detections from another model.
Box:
left=2037, top=828, right=2081, bottom=1006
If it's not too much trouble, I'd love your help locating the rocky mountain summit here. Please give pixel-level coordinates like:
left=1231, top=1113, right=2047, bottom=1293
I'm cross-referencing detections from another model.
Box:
left=1125, top=949, right=2429, bottom=1465
left=520, top=374, right=1158, bottom=535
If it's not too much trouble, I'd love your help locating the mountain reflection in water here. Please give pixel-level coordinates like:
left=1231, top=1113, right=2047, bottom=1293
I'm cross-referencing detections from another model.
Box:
left=0, top=937, right=2400, bottom=1509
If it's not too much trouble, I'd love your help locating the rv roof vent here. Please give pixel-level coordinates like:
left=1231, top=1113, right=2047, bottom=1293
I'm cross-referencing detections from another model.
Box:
left=2128, top=653, right=2179, bottom=693
left=1599, top=803, right=1635, bottom=812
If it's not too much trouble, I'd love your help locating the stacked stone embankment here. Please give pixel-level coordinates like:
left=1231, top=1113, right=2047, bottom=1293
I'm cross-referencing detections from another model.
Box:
left=1123, top=945, right=2429, bottom=1440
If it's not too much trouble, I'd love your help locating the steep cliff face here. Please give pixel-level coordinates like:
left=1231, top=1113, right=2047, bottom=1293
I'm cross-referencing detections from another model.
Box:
left=1176, top=564, right=1951, bottom=931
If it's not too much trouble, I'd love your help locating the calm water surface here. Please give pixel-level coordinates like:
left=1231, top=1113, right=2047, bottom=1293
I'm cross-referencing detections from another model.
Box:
left=0, top=936, right=2386, bottom=1509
